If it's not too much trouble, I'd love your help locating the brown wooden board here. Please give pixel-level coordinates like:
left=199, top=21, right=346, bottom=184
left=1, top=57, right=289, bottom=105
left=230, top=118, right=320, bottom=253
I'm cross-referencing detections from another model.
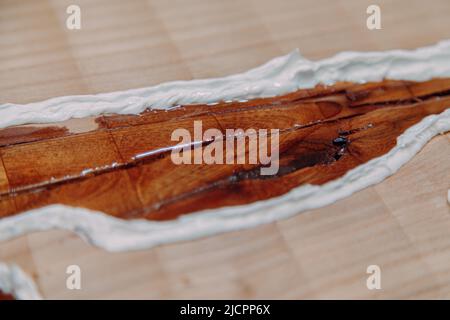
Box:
left=1, top=79, right=449, bottom=221
left=0, top=0, right=449, bottom=299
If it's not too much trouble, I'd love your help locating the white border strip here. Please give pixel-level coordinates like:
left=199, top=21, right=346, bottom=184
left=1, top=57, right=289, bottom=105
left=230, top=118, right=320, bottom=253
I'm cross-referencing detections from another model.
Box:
left=1, top=40, right=450, bottom=128
left=0, top=263, right=42, bottom=300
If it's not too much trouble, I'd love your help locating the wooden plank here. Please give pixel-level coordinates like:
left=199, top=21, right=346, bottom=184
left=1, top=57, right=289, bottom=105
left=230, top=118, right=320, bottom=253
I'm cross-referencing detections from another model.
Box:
left=0, top=0, right=449, bottom=300
left=0, top=79, right=449, bottom=221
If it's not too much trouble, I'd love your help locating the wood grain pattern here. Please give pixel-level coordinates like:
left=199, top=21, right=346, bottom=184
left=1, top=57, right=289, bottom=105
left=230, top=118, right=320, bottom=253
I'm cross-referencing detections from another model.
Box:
left=0, top=0, right=449, bottom=299
left=0, top=79, right=449, bottom=221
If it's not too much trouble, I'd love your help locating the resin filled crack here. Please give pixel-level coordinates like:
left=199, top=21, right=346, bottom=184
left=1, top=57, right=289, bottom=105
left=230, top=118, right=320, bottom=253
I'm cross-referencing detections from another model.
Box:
left=0, top=78, right=449, bottom=222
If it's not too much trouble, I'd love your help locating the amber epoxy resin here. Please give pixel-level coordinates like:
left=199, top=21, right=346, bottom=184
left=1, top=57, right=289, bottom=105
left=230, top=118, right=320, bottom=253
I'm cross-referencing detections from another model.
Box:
left=0, top=78, right=449, bottom=221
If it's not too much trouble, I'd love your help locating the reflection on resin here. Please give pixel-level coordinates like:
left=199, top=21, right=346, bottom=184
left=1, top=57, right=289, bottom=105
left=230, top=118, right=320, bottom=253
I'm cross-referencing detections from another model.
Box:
left=0, top=78, right=449, bottom=221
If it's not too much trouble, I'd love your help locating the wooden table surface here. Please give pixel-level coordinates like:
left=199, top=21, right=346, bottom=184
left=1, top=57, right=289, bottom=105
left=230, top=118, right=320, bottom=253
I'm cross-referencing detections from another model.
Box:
left=1, top=0, right=449, bottom=299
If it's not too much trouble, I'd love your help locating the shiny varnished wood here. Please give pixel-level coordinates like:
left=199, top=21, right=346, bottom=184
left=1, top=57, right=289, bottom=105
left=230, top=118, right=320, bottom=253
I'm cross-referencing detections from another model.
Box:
left=0, top=78, right=449, bottom=221
left=0, top=290, right=14, bottom=300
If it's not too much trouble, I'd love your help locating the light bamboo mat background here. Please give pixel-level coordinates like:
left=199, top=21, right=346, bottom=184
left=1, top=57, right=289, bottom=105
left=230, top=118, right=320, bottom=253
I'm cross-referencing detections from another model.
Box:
left=1, top=0, right=450, bottom=299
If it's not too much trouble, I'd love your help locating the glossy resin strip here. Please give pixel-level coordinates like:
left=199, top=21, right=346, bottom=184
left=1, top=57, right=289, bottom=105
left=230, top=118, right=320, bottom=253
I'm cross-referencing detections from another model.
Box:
left=0, top=42, right=449, bottom=251
left=1, top=78, right=450, bottom=221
